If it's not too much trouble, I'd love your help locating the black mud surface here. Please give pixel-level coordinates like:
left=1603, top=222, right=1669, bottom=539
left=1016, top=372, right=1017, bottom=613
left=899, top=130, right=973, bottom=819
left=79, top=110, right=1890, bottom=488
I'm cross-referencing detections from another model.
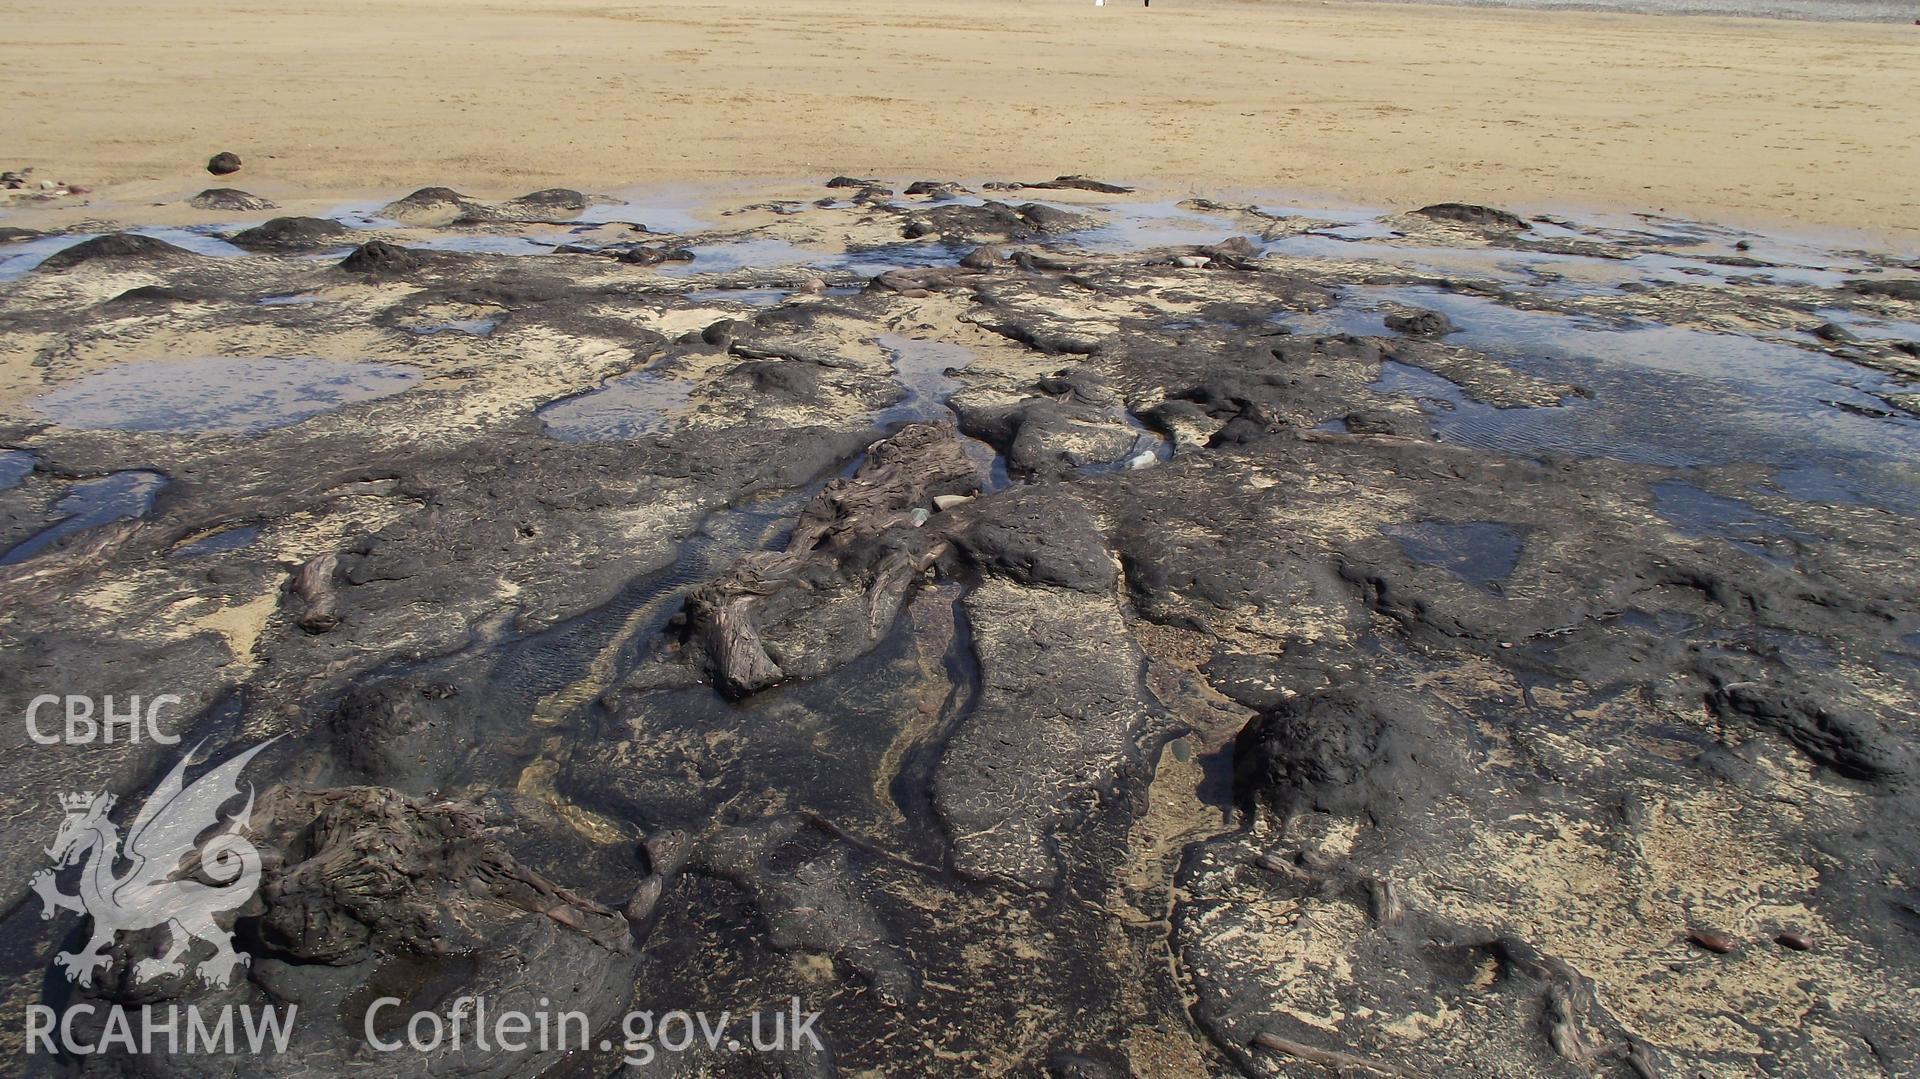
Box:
left=0, top=180, right=1917, bottom=1076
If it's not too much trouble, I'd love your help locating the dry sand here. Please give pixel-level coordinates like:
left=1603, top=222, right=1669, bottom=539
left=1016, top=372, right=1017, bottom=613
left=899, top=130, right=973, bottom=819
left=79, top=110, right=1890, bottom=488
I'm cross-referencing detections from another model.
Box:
left=0, top=0, right=1916, bottom=243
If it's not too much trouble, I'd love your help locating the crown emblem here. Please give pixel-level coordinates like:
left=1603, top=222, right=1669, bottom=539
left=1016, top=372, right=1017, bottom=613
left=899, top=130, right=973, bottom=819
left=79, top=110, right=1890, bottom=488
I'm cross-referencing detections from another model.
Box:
left=60, top=792, right=110, bottom=813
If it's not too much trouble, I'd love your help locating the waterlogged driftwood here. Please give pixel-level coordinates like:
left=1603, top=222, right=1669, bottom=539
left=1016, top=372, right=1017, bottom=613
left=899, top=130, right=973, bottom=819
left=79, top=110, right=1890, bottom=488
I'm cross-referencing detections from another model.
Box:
left=683, top=423, right=979, bottom=696
left=698, top=594, right=782, bottom=695
left=292, top=551, right=341, bottom=633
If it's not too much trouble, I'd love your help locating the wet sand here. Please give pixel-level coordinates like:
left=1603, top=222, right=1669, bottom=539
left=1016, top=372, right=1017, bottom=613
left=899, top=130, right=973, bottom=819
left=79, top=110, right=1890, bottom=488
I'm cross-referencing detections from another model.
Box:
left=1, top=0, right=1916, bottom=244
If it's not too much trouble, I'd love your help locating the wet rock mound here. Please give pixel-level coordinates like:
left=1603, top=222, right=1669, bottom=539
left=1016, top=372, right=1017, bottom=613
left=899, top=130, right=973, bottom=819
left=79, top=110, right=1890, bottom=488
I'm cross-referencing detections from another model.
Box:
left=325, top=678, right=467, bottom=793
left=1384, top=306, right=1456, bottom=337
left=1413, top=202, right=1530, bottom=231
left=954, top=487, right=1115, bottom=593
left=1849, top=278, right=1920, bottom=302
left=189, top=188, right=277, bottom=211
left=1234, top=685, right=1439, bottom=820
left=1708, top=680, right=1912, bottom=782
left=454, top=188, right=590, bottom=224
left=338, top=239, right=425, bottom=277
left=35, top=232, right=199, bottom=273
left=228, top=216, right=351, bottom=252
left=906, top=200, right=1094, bottom=244
left=377, top=186, right=474, bottom=223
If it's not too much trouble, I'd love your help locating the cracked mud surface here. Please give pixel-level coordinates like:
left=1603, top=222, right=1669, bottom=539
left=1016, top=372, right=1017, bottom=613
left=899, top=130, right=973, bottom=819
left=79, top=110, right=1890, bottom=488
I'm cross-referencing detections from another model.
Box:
left=1, top=179, right=1917, bottom=1075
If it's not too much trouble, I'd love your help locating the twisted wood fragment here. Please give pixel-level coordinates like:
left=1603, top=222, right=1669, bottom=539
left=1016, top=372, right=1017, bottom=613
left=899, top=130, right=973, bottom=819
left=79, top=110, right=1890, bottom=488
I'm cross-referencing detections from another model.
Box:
left=684, top=423, right=977, bottom=696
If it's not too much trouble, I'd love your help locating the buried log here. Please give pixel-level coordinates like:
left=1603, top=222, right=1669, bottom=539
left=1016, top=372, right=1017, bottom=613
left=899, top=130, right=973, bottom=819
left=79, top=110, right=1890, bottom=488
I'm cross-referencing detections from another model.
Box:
left=0, top=519, right=143, bottom=591
left=1544, top=980, right=1592, bottom=1064
left=1250, top=1031, right=1413, bottom=1077
left=292, top=551, right=342, bottom=633
left=1624, top=1039, right=1665, bottom=1079
left=1366, top=877, right=1405, bottom=928
left=1252, top=851, right=1315, bottom=884
left=623, top=875, right=664, bottom=924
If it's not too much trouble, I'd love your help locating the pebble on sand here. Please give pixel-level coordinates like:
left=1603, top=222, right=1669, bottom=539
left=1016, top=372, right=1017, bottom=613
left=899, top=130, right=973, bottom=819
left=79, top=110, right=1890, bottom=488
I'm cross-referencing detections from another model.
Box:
left=1687, top=928, right=1738, bottom=954
left=207, top=151, right=243, bottom=176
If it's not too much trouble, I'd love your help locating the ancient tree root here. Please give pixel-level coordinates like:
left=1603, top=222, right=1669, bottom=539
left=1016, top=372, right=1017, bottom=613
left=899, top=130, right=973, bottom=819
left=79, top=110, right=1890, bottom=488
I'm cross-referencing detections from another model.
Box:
left=1250, top=1031, right=1413, bottom=1077
left=683, top=423, right=977, bottom=696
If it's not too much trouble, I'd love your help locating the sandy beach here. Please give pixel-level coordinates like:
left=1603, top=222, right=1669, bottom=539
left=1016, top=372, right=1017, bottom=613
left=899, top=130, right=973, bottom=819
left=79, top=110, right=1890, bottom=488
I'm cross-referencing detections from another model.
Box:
left=4, top=0, right=1920, bottom=1074
left=2, top=0, right=1916, bottom=243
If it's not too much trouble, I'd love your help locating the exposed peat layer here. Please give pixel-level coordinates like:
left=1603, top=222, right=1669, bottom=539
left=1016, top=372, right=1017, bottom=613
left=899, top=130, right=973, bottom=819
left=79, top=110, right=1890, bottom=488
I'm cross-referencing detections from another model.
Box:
left=0, top=179, right=1917, bottom=1075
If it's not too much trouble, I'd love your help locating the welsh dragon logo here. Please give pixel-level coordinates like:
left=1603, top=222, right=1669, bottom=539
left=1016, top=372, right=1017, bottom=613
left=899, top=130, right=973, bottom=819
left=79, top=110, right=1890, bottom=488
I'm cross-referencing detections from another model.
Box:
left=31, top=738, right=277, bottom=989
